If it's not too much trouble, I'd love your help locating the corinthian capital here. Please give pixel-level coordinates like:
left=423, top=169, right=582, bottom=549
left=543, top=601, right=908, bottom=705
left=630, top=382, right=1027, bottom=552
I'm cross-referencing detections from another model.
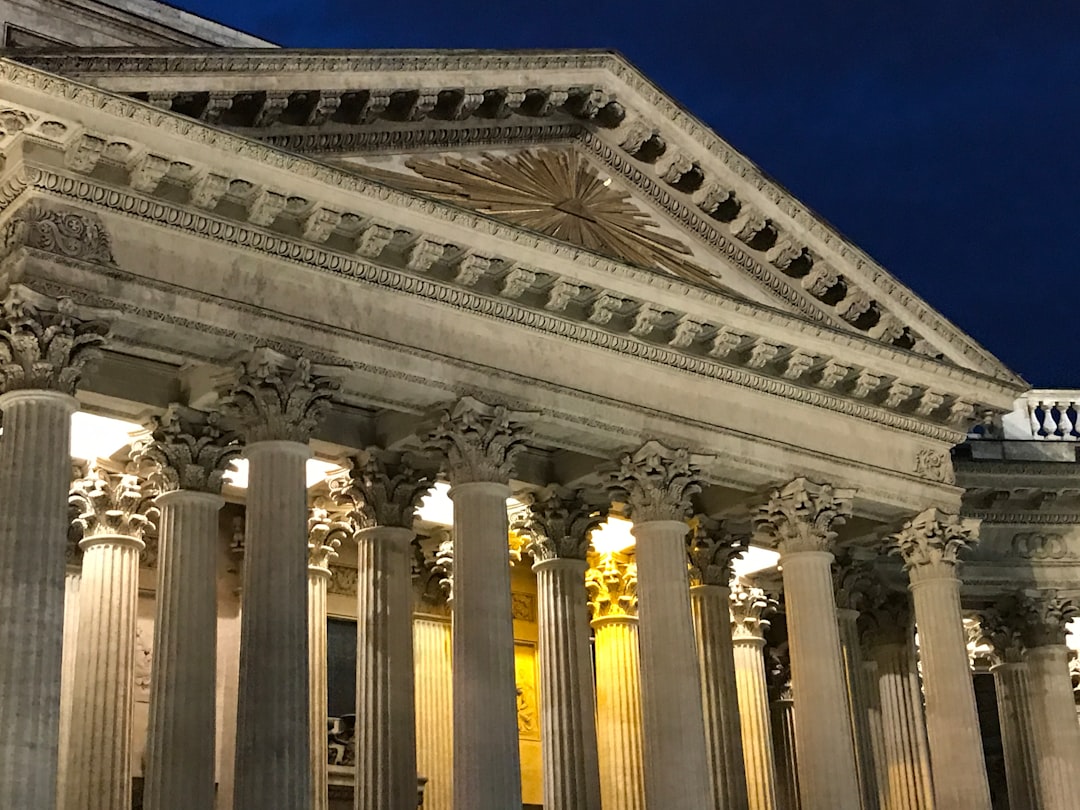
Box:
left=69, top=466, right=155, bottom=542
left=131, top=404, right=241, bottom=494
left=512, top=486, right=606, bottom=562
left=688, top=515, right=747, bottom=587
left=730, top=583, right=774, bottom=641
left=586, top=551, right=638, bottom=619
left=307, top=497, right=352, bottom=574
left=890, top=507, right=979, bottom=576
left=222, top=348, right=340, bottom=444
left=988, top=590, right=1080, bottom=649
left=974, top=605, right=1026, bottom=665
left=331, top=448, right=435, bottom=530
left=424, top=396, right=532, bottom=484
left=753, top=478, right=854, bottom=554
left=608, top=440, right=704, bottom=523
left=0, top=285, right=110, bottom=395
left=859, top=591, right=913, bottom=648
left=832, top=554, right=879, bottom=612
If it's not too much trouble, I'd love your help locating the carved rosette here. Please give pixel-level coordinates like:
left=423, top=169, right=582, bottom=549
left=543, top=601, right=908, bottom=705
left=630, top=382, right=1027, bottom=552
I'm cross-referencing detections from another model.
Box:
left=687, top=515, right=747, bottom=587
left=512, top=486, right=606, bottom=562
left=832, top=555, right=879, bottom=612
left=753, top=477, right=854, bottom=554
left=307, top=498, right=352, bottom=575
left=221, top=348, right=340, bottom=444
left=423, top=396, right=532, bottom=484
left=585, top=551, right=638, bottom=619
left=0, top=202, right=115, bottom=265
left=131, top=404, right=241, bottom=494
left=608, top=440, right=704, bottom=523
left=889, top=507, right=980, bottom=579
left=69, top=466, right=155, bottom=543
left=859, top=591, right=914, bottom=649
left=730, top=583, right=774, bottom=642
left=331, top=448, right=434, bottom=530
left=0, top=284, right=110, bottom=395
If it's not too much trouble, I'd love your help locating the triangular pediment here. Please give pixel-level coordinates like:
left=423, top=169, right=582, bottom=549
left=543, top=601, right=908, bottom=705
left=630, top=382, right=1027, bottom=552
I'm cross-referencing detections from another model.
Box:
left=4, top=48, right=1023, bottom=388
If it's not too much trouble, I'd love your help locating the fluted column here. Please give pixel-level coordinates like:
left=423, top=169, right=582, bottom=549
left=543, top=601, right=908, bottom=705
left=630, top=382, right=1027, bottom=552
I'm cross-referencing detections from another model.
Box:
left=689, top=516, right=749, bottom=810
left=587, top=551, right=645, bottom=810
left=225, top=350, right=339, bottom=810
left=57, top=559, right=82, bottom=809
left=132, top=405, right=239, bottom=810
left=306, top=503, right=345, bottom=810
left=1015, top=591, right=1080, bottom=809
left=609, top=442, right=712, bottom=809
left=769, top=694, right=800, bottom=810
left=863, top=593, right=935, bottom=810
left=890, top=508, right=991, bottom=810
left=0, top=287, right=107, bottom=809
left=333, top=450, right=433, bottom=810
left=834, top=558, right=881, bottom=810
left=414, top=615, right=453, bottom=810
left=65, top=467, right=152, bottom=810
left=730, top=583, right=779, bottom=810
left=516, top=487, right=603, bottom=810
left=425, top=398, right=531, bottom=810
left=754, top=478, right=860, bottom=810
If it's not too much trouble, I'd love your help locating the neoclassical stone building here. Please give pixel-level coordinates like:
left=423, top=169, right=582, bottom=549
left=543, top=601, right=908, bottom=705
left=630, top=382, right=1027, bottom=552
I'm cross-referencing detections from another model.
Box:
left=1, top=2, right=1078, bottom=810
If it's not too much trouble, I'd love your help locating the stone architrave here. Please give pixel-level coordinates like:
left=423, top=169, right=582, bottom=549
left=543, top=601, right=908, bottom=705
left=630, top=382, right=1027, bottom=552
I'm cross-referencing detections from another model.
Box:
left=0, top=286, right=108, bottom=810
left=608, top=441, right=713, bottom=810
left=132, top=405, right=240, bottom=810
left=889, top=508, right=991, bottom=810
left=514, top=486, right=605, bottom=810
left=306, top=499, right=350, bottom=810
left=1020, top=593, right=1080, bottom=810
left=754, top=478, right=861, bottom=810
left=223, top=349, right=340, bottom=810
left=586, top=550, right=645, bottom=810
left=65, top=466, right=154, bottom=810
left=729, top=583, right=780, bottom=810
left=333, top=448, right=434, bottom=810
left=977, top=604, right=1037, bottom=810
left=833, top=556, right=882, bottom=810
left=425, top=397, right=532, bottom=810
left=688, top=516, right=750, bottom=810
left=861, top=592, right=934, bottom=810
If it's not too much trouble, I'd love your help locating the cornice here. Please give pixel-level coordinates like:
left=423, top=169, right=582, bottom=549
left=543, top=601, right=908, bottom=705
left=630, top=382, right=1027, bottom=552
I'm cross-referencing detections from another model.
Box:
left=0, top=61, right=1022, bottom=424
left=956, top=460, right=1080, bottom=479
left=9, top=49, right=1023, bottom=386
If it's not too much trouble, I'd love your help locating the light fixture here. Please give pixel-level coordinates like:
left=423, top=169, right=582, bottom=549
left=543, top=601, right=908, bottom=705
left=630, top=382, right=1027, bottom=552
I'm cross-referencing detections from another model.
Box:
left=590, top=516, right=636, bottom=555
left=223, top=458, right=346, bottom=490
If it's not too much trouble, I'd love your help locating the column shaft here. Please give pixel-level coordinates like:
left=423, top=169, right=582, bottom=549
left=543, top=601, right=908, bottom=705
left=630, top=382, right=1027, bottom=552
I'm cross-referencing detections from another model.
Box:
left=310, top=570, right=330, bottom=810
left=414, top=617, right=453, bottom=810
left=144, top=491, right=223, bottom=810
left=355, top=526, right=418, bottom=810
left=908, top=573, right=991, bottom=809
left=57, top=568, right=82, bottom=810
left=873, top=640, right=935, bottom=810
left=864, top=660, right=891, bottom=810
left=732, top=635, right=779, bottom=810
left=449, top=481, right=522, bottom=808
left=837, top=608, right=881, bottom=810
left=64, top=534, right=143, bottom=810
left=593, top=616, right=646, bottom=810
left=233, top=440, right=312, bottom=810
left=990, top=663, right=1038, bottom=810
left=770, top=698, right=800, bottom=810
left=0, top=391, right=76, bottom=809
left=534, top=557, right=601, bottom=810
left=692, top=584, right=749, bottom=810
left=1026, top=645, right=1080, bottom=809
left=779, top=551, right=861, bottom=809
left=634, top=519, right=713, bottom=808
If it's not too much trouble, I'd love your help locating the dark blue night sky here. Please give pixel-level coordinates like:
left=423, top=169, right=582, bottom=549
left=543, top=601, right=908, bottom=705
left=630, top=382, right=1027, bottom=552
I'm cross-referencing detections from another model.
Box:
left=174, top=1, right=1079, bottom=387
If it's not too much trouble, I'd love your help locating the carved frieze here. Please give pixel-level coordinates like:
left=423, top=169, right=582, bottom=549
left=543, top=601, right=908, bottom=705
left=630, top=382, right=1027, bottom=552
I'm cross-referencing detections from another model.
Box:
left=331, top=449, right=434, bottom=530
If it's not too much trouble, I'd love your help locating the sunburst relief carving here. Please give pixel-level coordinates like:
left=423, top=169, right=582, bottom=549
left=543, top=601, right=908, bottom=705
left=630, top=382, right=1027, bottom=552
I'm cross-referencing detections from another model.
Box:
left=357, top=149, right=719, bottom=289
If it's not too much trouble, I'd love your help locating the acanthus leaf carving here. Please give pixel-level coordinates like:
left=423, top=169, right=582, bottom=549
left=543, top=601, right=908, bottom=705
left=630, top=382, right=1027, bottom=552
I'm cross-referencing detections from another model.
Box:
left=511, top=486, right=607, bottom=562
left=330, top=447, right=435, bottom=530
left=730, top=582, right=774, bottom=642
left=307, top=495, right=351, bottom=573
left=687, top=515, right=747, bottom=587
left=608, top=440, right=704, bottom=523
left=69, top=465, right=156, bottom=543
left=423, top=396, right=533, bottom=485
left=586, top=551, right=637, bottom=619
left=130, top=403, right=241, bottom=494
left=753, top=477, right=854, bottom=554
left=889, top=507, right=979, bottom=577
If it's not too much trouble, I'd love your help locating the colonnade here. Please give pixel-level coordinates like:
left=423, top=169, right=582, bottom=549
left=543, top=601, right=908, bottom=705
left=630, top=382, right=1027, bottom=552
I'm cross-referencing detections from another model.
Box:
left=2, top=290, right=1079, bottom=810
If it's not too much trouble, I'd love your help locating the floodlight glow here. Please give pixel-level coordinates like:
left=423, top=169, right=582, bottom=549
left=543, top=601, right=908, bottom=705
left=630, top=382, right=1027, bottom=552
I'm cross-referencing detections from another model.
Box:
left=590, top=516, right=635, bottom=555
left=1068, top=619, right=1080, bottom=652
left=69, top=412, right=143, bottom=461
left=224, top=458, right=345, bottom=490
left=732, top=545, right=782, bottom=579
left=417, top=481, right=454, bottom=526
